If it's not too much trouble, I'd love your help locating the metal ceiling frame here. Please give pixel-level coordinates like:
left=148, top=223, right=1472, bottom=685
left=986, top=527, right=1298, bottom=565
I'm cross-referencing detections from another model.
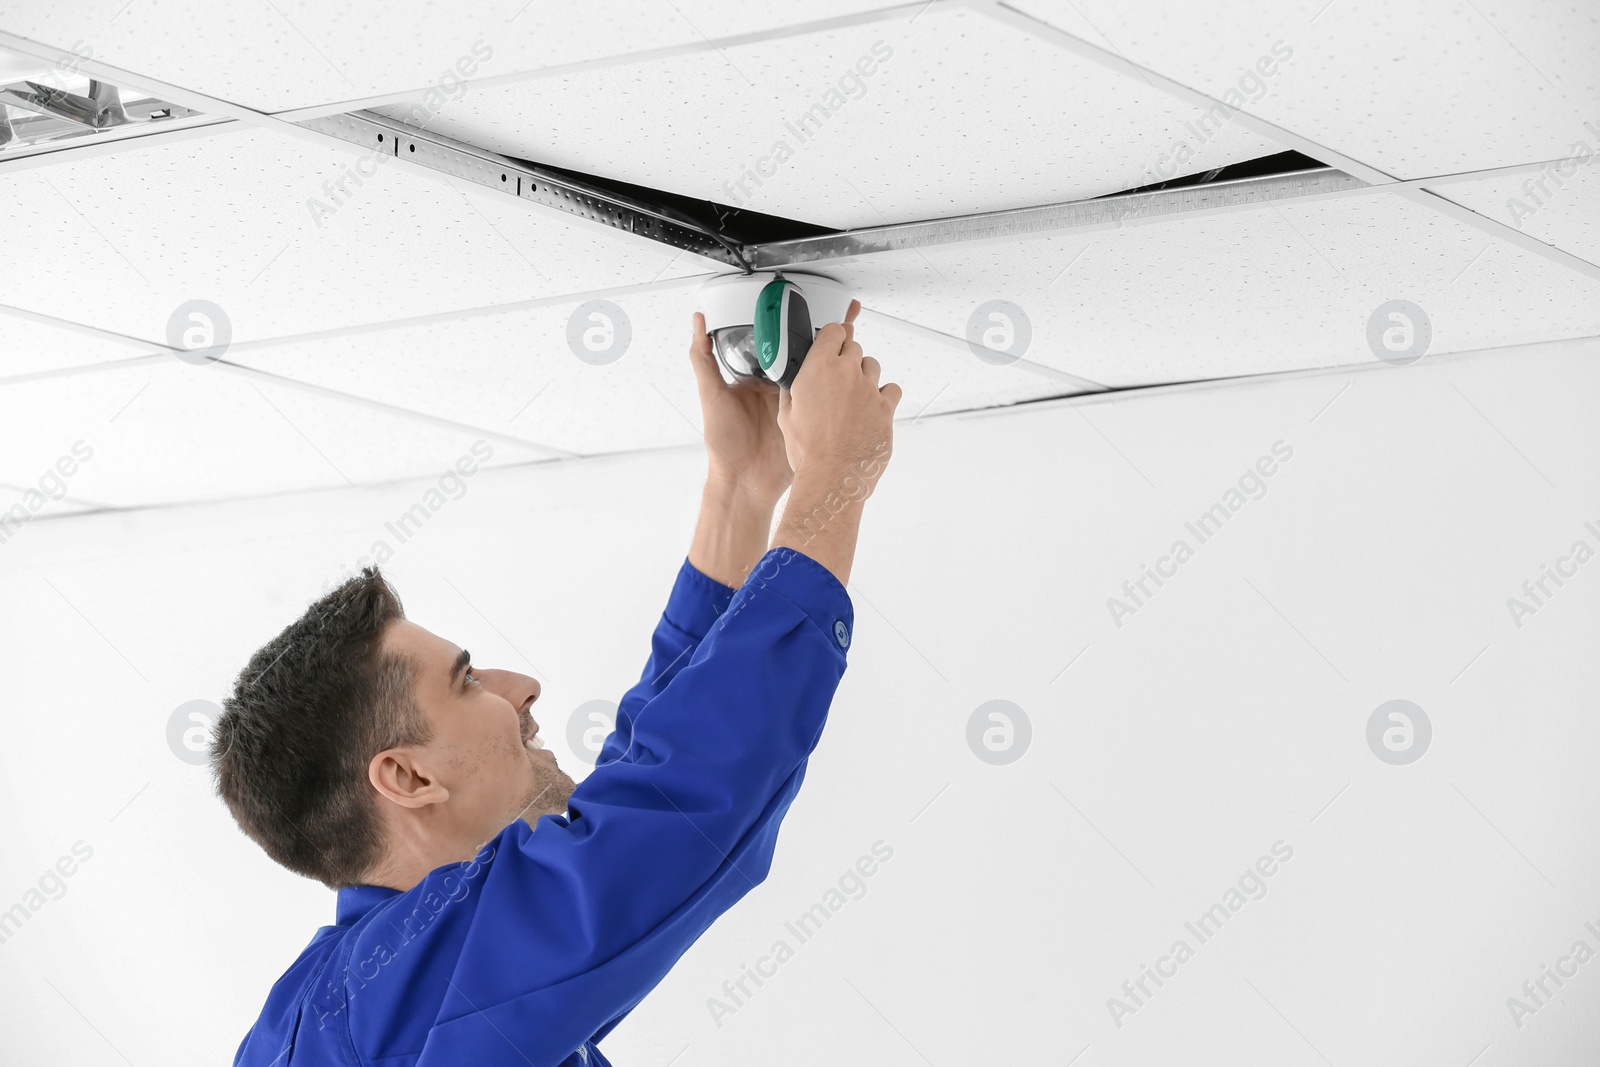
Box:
left=2, top=6, right=1597, bottom=515
left=5, top=7, right=1599, bottom=282
left=0, top=27, right=751, bottom=272
left=287, top=103, right=1390, bottom=270
left=751, top=169, right=1369, bottom=267
left=297, top=110, right=751, bottom=269
left=0, top=42, right=1374, bottom=275
left=2, top=9, right=1597, bottom=397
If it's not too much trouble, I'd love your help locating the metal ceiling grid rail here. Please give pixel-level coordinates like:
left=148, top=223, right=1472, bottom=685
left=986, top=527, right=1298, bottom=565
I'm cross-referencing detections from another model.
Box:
left=299, top=111, right=1370, bottom=270
left=750, top=169, right=1370, bottom=267
left=298, top=110, right=753, bottom=270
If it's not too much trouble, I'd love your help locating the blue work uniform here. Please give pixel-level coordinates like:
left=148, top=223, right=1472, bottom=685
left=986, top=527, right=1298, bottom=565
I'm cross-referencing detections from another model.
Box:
left=230, top=546, right=853, bottom=1067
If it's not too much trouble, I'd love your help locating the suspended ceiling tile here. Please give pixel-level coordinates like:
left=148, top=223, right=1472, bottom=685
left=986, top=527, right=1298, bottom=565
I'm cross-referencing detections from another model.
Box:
left=1430, top=164, right=1600, bottom=269
left=808, top=190, right=1600, bottom=388
left=0, top=311, right=153, bottom=377
left=1003, top=0, right=1600, bottom=178
left=0, top=124, right=712, bottom=346
left=0, top=357, right=551, bottom=509
left=226, top=280, right=1072, bottom=458
left=374, top=5, right=1282, bottom=229
left=0, top=2, right=896, bottom=114
left=856, top=311, right=1089, bottom=417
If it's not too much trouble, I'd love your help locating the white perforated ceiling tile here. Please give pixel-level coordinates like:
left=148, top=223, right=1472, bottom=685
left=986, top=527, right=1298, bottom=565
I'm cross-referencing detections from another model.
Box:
left=1433, top=164, right=1600, bottom=268
left=224, top=279, right=1074, bottom=458
left=0, top=312, right=155, bottom=377
left=810, top=190, right=1600, bottom=387
left=1004, top=0, right=1600, bottom=178
left=0, top=124, right=714, bottom=346
left=0, top=357, right=552, bottom=509
left=0, top=1, right=898, bottom=113
left=372, top=4, right=1282, bottom=229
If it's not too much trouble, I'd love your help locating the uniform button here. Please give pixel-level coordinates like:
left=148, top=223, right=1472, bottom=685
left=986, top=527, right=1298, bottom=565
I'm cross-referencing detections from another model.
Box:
left=833, top=619, right=851, bottom=649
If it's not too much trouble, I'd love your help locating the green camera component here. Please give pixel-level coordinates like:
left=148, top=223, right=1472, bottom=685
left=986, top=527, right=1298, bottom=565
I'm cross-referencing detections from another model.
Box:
left=754, top=278, right=793, bottom=372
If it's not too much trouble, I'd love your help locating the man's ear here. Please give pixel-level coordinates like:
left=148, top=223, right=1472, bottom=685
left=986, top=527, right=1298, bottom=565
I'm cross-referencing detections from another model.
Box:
left=369, top=748, right=450, bottom=809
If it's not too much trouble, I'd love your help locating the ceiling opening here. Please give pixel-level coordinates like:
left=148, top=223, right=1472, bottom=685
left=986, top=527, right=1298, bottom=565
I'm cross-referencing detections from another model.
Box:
left=510, top=147, right=1332, bottom=251
left=1095, top=149, right=1327, bottom=200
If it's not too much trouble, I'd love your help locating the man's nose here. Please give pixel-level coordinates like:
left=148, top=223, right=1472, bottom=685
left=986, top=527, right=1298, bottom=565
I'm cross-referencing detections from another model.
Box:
left=479, top=668, right=540, bottom=709
left=516, top=674, right=541, bottom=709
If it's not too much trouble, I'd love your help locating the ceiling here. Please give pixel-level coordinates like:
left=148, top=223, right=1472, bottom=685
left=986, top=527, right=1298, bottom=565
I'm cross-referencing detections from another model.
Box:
left=2, top=0, right=1597, bottom=513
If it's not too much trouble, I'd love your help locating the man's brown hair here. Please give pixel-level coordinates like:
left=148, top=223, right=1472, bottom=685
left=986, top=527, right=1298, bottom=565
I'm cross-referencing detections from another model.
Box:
left=210, top=567, right=430, bottom=889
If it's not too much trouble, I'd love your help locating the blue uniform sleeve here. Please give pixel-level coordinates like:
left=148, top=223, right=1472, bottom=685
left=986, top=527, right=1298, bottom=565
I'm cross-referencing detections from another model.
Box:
left=597, top=556, right=738, bottom=766
left=346, top=546, right=854, bottom=1065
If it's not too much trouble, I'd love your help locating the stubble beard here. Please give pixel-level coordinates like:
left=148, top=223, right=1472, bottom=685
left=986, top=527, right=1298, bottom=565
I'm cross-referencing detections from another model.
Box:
left=516, top=754, right=576, bottom=829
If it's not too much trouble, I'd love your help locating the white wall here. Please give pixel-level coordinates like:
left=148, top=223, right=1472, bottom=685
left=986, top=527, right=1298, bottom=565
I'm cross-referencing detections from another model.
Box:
left=2, top=336, right=1597, bottom=1066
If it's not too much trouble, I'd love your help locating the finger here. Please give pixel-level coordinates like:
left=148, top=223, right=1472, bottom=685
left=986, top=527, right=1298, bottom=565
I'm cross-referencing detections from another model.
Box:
left=840, top=338, right=863, bottom=366
left=809, top=321, right=849, bottom=360
left=842, top=298, right=861, bottom=346
left=881, top=382, right=903, bottom=409
left=687, top=311, right=721, bottom=385
left=860, top=355, right=881, bottom=386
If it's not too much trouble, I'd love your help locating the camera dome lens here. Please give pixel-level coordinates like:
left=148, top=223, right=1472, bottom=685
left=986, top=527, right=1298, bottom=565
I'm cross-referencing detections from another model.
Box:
left=711, top=326, right=764, bottom=381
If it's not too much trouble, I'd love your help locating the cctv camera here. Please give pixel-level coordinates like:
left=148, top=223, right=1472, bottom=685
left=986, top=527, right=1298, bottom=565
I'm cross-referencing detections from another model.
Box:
left=697, top=271, right=851, bottom=388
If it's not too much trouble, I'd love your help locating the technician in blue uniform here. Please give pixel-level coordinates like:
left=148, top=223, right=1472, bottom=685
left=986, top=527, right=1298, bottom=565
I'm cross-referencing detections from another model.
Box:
left=212, top=300, right=901, bottom=1066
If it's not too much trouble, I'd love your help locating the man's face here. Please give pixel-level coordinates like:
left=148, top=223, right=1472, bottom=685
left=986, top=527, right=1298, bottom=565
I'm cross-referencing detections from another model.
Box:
left=379, top=619, right=577, bottom=846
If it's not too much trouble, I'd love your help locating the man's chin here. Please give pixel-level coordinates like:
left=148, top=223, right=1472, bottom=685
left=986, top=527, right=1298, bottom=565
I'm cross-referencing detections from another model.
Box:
left=516, top=774, right=575, bottom=826
left=549, top=772, right=576, bottom=812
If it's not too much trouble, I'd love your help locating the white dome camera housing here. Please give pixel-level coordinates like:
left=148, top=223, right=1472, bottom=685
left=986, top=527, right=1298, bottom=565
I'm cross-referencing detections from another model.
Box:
left=696, top=271, right=851, bottom=388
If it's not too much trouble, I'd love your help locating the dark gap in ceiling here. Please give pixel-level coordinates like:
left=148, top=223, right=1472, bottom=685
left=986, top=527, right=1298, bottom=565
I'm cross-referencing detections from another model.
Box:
left=971, top=363, right=1318, bottom=414
left=507, top=148, right=1326, bottom=249
left=504, top=155, right=836, bottom=246
left=1097, top=150, right=1326, bottom=200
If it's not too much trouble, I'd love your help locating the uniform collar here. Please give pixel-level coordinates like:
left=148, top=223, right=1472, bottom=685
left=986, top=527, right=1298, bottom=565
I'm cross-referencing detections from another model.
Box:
left=335, top=883, right=402, bottom=926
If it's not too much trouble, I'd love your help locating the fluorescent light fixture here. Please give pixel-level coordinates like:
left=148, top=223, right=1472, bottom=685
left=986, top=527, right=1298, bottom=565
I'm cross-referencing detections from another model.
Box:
left=0, top=48, right=56, bottom=85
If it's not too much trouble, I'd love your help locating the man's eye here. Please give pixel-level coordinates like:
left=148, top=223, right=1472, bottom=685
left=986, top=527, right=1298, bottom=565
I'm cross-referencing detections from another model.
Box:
left=464, top=668, right=479, bottom=686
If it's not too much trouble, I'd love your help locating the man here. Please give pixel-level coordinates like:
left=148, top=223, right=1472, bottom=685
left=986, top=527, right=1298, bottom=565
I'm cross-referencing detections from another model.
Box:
left=212, top=299, right=901, bottom=1066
